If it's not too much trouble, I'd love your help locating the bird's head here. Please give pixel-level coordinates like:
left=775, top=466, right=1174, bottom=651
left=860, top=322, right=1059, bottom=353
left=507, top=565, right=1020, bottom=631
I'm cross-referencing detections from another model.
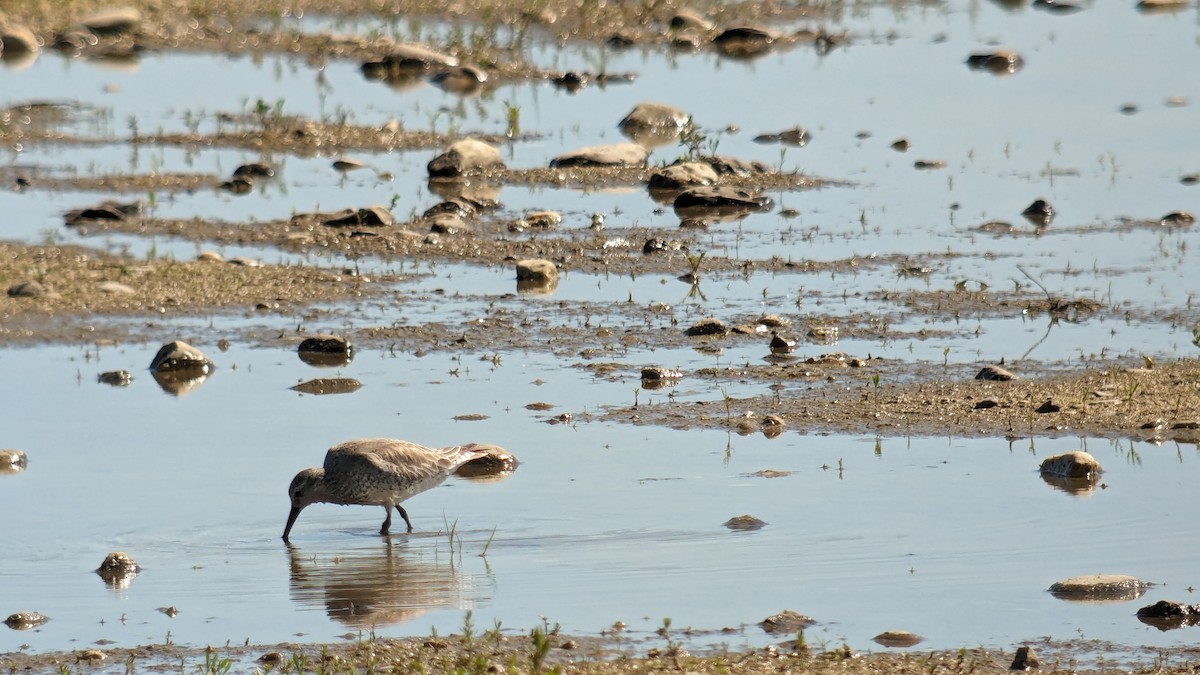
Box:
left=287, top=467, right=326, bottom=509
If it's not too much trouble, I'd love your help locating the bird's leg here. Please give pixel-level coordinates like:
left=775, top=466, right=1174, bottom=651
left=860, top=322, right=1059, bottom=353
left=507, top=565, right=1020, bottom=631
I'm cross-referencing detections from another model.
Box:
left=380, top=506, right=393, bottom=536
left=396, top=505, right=414, bottom=532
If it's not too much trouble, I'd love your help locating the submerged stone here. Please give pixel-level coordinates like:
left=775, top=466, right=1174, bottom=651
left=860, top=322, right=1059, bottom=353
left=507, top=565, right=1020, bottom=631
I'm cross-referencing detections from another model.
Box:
left=6, top=280, right=50, bottom=298
left=1010, top=645, right=1040, bottom=670
left=298, top=334, right=353, bottom=355
left=322, top=206, right=393, bottom=227
left=724, top=514, right=766, bottom=531
left=685, top=317, right=727, bottom=337
left=967, top=49, right=1024, bottom=75
left=976, top=364, right=1016, bottom=381
left=96, top=551, right=139, bottom=587
left=648, top=162, right=719, bottom=194
left=1022, top=199, right=1054, bottom=227
left=753, top=127, right=811, bottom=147
left=1048, top=574, right=1148, bottom=602
left=515, top=259, right=558, bottom=285
left=290, top=377, right=363, bottom=395
left=233, top=163, right=274, bottom=178
left=674, top=186, right=773, bottom=214
left=428, top=138, right=504, bottom=179
left=873, top=631, right=923, bottom=648
left=550, top=143, right=648, bottom=168
left=0, top=22, right=40, bottom=56
left=97, top=370, right=133, bottom=387
left=431, top=65, right=487, bottom=94
left=713, top=26, right=775, bottom=58
left=4, top=612, right=48, bottom=629
left=149, top=341, right=213, bottom=374
left=1039, top=450, right=1102, bottom=479
left=618, top=102, right=691, bottom=143
left=77, top=7, right=141, bottom=36
left=0, top=449, right=28, bottom=474
left=759, top=610, right=815, bottom=634
left=455, top=444, right=518, bottom=479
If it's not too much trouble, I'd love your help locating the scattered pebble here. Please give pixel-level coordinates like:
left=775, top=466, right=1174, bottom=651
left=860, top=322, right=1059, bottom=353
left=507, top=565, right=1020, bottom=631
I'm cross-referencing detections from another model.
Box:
left=427, top=138, right=504, bottom=178
left=515, top=259, right=558, bottom=285
left=290, top=378, right=363, bottom=395
left=96, top=552, right=139, bottom=587
left=1048, top=574, right=1148, bottom=601
left=753, top=127, right=811, bottom=147
left=76, top=649, right=106, bottom=664
left=322, top=205, right=394, bottom=227
left=1039, top=450, right=1102, bottom=479
left=966, top=49, right=1024, bottom=75
left=769, top=332, right=797, bottom=354
left=1010, top=645, right=1040, bottom=670
left=332, top=158, right=367, bottom=172
left=549, top=143, right=648, bottom=168
left=4, top=611, right=49, bottom=629
left=618, top=102, right=691, bottom=144
left=1034, top=399, right=1061, bottom=414
left=713, top=26, right=776, bottom=58
left=1161, top=211, right=1195, bottom=227
left=873, top=630, right=923, bottom=648
left=976, top=365, right=1016, bottom=381
left=724, top=514, right=767, bottom=531
left=759, top=610, right=815, bottom=634
left=685, top=317, right=727, bottom=337
left=150, top=341, right=213, bottom=374
left=974, top=398, right=999, bottom=410
left=1022, top=199, right=1054, bottom=227
left=0, top=449, right=28, bottom=472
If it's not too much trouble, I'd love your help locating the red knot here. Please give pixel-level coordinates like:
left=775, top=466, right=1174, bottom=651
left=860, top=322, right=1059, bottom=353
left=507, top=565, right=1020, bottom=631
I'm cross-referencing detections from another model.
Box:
left=282, top=438, right=488, bottom=542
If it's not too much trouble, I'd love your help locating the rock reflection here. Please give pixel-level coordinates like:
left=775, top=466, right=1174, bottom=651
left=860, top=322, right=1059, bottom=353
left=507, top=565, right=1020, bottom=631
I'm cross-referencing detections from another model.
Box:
left=287, top=541, right=468, bottom=627
left=151, top=369, right=210, bottom=396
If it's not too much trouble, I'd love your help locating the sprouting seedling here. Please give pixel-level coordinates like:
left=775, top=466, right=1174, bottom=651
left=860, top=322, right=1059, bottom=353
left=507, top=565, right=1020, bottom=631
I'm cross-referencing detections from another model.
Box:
left=943, top=347, right=950, bottom=367
left=633, top=387, right=640, bottom=409
left=480, top=526, right=497, bottom=557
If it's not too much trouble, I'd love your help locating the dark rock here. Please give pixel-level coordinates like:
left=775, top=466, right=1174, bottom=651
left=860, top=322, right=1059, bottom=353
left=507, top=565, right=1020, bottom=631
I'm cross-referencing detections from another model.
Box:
left=724, top=514, right=766, bottom=531
left=676, top=184, right=768, bottom=211
left=754, top=127, right=811, bottom=147
left=149, top=341, right=212, bottom=374
left=967, top=49, right=1024, bottom=75
left=1010, top=645, right=1040, bottom=670
left=1022, top=199, right=1054, bottom=227
left=233, top=162, right=274, bottom=178
left=550, top=143, right=648, bottom=168
left=759, top=610, right=815, bottom=634
left=515, top=259, right=558, bottom=285
left=220, top=177, right=254, bottom=194
left=648, top=162, right=720, bottom=194
left=322, top=206, right=394, bottom=227
left=618, top=103, right=691, bottom=144
left=290, top=378, right=363, bottom=395
left=974, top=398, right=999, bottom=410
left=96, top=551, right=139, bottom=587
left=669, top=10, right=713, bottom=31
left=713, top=26, right=775, bottom=58
left=427, top=138, right=504, bottom=179
left=298, top=334, right=352, bottom=355
left=455, top=444, right=518, bottom=479
left=97, top=370, right=133, bottom=387
left=1048, top=574, right=1148, bottom=602
left=769, top=332, right=797, bottom=354
left=77, top=7, right=141, bottom=36
left=431, top=65, right=487, bottom=94
left=685, top=317, right=727, bottom=337
left=873, top=631, right=923, bottom=648
left=976, top=365, right=1016, bottom=381
left=1161, top=211, right=1195, bottom=227
left=361, top=43, right=457, bottom=78
left=1040, top=451, right=1101, bottom=479
left=4, top=612, right=48, bottom=629
left=1035, top=399, right=1061, bottom=413
left=7, top=280, right=50, bottom=298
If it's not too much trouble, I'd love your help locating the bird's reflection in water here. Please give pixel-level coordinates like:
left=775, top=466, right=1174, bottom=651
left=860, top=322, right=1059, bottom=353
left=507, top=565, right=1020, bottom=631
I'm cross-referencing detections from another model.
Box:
left=287, top=539, right=469, bottom=627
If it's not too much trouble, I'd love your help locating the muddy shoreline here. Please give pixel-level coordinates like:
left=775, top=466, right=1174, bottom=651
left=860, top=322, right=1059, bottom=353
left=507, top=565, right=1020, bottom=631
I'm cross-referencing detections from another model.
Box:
left=3, top=0, right=1200, bottom=668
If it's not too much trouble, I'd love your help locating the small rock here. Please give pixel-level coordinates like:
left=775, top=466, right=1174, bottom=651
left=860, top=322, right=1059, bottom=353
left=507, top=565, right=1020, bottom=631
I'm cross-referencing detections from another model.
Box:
left=455, top=444, right=518, bottom=479
left=759, top=610, right=815, bottom=634
left=77, top=6, right=141, bottom=36
left=97, top=281, right=135, bottom=295
left=97, top=370, right=133, bottom=387
left=0, top=22, right=40, bottom=56
left=76, top=649, right=106, bottom=664
left=891, top=138, right=911, bottom=152
left=974, top=398, right=999, bottom=410
left=1034, top=399, right=1061, bottom=414
left=1039, top=451, right=1102, bottom=479
left=769, top=332, right=797, bottom=354
left=4, top=611, right=48, bottom=629
left=515, top=259, right=558, bottom=285
left=428, top=138, right=504, bottom=179
left=648, top=162, right=720, bottom=193
left=1161, top=211, right=1195, bottom=227
left=290, top=378, right=363, bottom=395
left=873, top=631, right=923, bottom=648
left=1010, top=645, right=1039, bottom=670
left=753, top=127, right=811, bottom=147
left=685, top=317, right=727, bottom=337
left=298, top=334, right=352, bottom=355
left=0, top=449, right=28, bottom=471
left=669, top=10, right=713, bottom=32
left=1048, top=574, right=1148, bottom=602
left=550, top=143, right=648, bottom=168
left=618, top=102, right=691, bottom=144
left=967, top=49, right=1024, bottom=75
left=149, top=341, right=213, bottom=374
left=96, top=552, right=139, bottom=587
left=724, top=514, right=766, bottom=531
left=674, top=186, right=773, bottom=213
left=431, top=65, right=488, bottom=94
left=322, top=205, right=393, bottom=227
left=7, top=280, right=49, bottom=298
left=713, top=26, right=775, bottom=58
left=641, top=366, right=683, bottom=381
left=219, top=177, right=254, bottom=194
left=259, top=653, right=284, bottom=666
left=196, top=251, right=224, bottom=263
left=233, top=163, right=274, bottom=178
left=976, top=365, right=1016, bottom=381
left=524, top=211, right=563, bottom=229
left=362, top=43, right=458, bottom=76
left=642, top=237, right=682, bottom=254
left=332, top=158, right=367, bottom=172
left=913, top=159, right=947, bottom=170
left=1022, top=199, right=1054, bottom=227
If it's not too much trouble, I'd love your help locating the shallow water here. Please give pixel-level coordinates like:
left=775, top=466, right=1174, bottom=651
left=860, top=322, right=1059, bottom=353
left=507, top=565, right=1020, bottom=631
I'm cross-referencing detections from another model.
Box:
left=3, top=0, right=1200, bottom=657
left=2, top=343, right=1198, bottom=654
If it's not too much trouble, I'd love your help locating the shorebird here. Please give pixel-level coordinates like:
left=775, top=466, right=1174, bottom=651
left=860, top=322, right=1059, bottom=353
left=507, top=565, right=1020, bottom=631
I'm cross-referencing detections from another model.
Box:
left=282, top=438, right=488, bottom=542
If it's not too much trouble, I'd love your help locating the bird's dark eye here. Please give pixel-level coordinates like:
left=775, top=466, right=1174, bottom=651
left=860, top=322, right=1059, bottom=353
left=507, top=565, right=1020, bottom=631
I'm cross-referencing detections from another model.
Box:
left=295, top=490, right=303, bottom=498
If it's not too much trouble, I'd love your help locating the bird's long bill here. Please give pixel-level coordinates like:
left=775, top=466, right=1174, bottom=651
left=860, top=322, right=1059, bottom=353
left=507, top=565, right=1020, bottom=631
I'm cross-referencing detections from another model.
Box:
left=282, top=505, right=303, bottom=542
